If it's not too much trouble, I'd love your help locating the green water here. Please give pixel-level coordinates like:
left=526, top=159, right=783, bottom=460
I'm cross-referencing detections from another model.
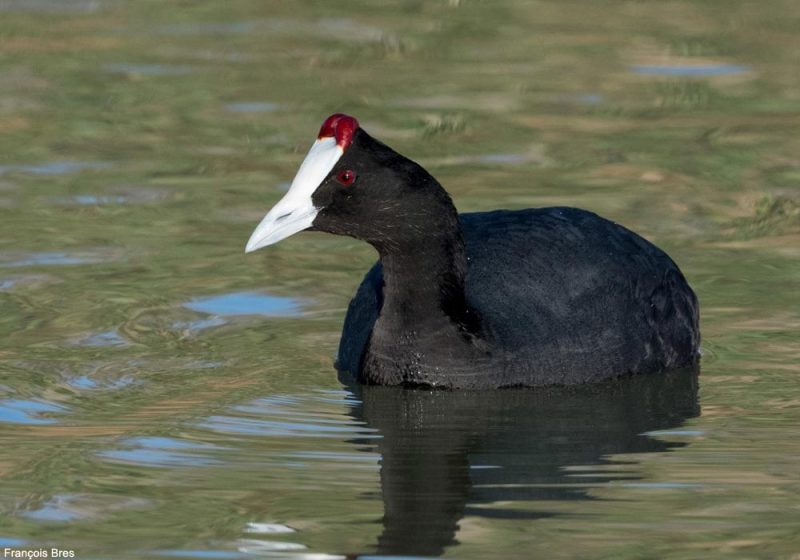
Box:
left=1, top=1, right=799, bottom=558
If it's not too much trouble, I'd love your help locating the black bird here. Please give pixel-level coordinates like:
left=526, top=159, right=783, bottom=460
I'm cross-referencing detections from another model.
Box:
left=245, top=114, right=700, bottom=388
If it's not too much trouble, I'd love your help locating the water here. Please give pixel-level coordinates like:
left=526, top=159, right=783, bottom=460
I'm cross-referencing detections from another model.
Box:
left=629, top=64, right=751, bottom=77
left=0, top=161, right=111, bottom=176
left=0, top=398, right=68, bottom=425
left=183, top=292, right=304, bottom=317
left=1, top=1, right=799, bottom=558
left=224, top=102, right=281, bottom=114
left=0, top=252, right=101, bottom=267
left=102, top=63, right=196, bottom=76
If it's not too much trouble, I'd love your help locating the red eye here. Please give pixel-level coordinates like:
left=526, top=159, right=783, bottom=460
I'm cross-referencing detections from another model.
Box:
left=335, top=169, right=356, bottom=186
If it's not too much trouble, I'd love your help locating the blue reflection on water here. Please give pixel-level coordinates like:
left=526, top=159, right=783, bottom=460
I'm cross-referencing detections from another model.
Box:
left=157, top=21, right=259, bottom=35
left=24, top=496, right=82, bottom=522
left=621, top=482, right=704, bottom=489
left=0, top=252, right=97, bottom=268
left=225, top=102, right=281, bottom=113
left=475, top=153, right=529, bottom=165
left=103, top=63, right=194, bottom=76
left=69, top=375, right=99, bottom=389
left=359, top=556, right=435, bottom=560
left=0, top=0, right=103, bottom=13
left=153, top=551, right=249, bottom=559
left=72, top=194, right=129, bottom=205
left=184, top=292, right=302, bottom=317
left=99, top=437, right=224, bottom=468
left=0, top=399, right=66, bottom=425
left=643, top=429, right=705, bottom=437
left=630, top=64, right=750, bottom=77
left=68, top=375, right=135, bottom=391
left=173, top=316, right=229, bottom=332
left=74, top=330, right=130, bottom=348
left=576, top=93, right=604, bottom=104
left=200, top=393, right=379, bottom=440
left=22, top=494, right=150, bottom=523
left=0, top=161, right=110, bottom=176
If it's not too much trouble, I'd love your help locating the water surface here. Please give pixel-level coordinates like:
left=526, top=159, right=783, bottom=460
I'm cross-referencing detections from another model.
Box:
left=0, top=1, right=799, bottom=559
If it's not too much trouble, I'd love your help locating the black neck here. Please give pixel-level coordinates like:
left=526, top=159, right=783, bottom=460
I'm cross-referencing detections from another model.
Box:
left=376, top=229, right=476, bottom=333
left=361, top=196, right=490, bottom=387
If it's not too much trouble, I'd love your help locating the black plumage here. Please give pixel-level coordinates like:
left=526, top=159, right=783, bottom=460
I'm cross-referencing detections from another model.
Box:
left=338, top=206, right=699, bottom=388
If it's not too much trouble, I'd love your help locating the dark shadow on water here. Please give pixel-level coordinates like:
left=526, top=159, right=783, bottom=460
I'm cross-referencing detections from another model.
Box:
left=340, top=368, right=700, bottom=557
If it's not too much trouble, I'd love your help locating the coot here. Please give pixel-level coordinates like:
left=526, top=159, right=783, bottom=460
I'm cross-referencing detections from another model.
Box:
left=245, top=114, right=700, bottom=388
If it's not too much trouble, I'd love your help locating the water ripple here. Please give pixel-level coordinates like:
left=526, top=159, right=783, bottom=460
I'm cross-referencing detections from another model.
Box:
left=72, top=330, right=130, bottom=348
left=48, top=186, right=171, bottom=206
left=67, top=374, right=135, bottom=391
left=156, top=21, right=259, bottom=35
left=184, top=292, right=304, bottom=317
left=153, top=550, right=247, bottom=559
left=236, top=538, right=306, bottom=553
left=0, top=398, right=67, bottom=425
left=244, top=522, right=295, bottom=534
left=199, top=393, right=378, bottom=440
left=68, top=194, right=128, bottom=205
left=0, top=0, right=105, bottom=13
left=0, top=161, right=110, bottom=176
left=225, top=102, right=281, bottom=113
left=0, top=273, right=58, bottom=290
left=0, top=252, right=101, bottom=268
left=21, top=493, right=151, bottom=523
left=104, top=63, right=194, bottom=76
left=98, top=436, right=226, bottom=468
left=629, top=64, right=750, bottom=77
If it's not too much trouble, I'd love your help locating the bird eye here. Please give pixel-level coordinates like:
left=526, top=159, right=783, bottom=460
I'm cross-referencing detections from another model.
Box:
left=335, top=169, right=356, bottom=187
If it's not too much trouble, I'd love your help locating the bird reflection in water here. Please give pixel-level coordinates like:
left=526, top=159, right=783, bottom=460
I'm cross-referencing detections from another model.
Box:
left=340, top=368, right=700, bottom=557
